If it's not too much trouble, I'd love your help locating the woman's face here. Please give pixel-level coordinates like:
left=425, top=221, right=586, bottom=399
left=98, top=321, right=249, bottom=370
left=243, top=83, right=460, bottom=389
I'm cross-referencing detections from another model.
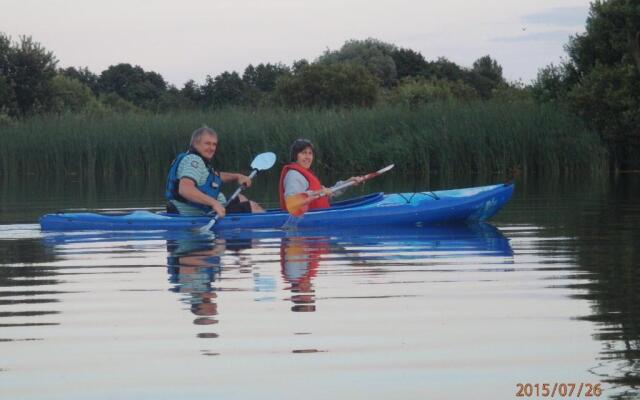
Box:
left=296, top=146, right=314, bottom=169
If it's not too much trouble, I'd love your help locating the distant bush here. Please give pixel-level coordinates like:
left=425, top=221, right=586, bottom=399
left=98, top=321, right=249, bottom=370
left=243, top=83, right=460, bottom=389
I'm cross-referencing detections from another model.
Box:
left=274, top=63, right=379, bottom=108
left=386, top=78, right=478, bottom=106
left=49, top=75, right=105, bottom=114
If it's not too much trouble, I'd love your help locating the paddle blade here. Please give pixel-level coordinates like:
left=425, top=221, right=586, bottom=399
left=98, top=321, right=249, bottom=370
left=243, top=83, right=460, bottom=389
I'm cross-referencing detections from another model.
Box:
left=285, top=193, right=311, bottom=216
left=377, top=164, right=394, bottom=174
left=250, top=152, right=276, bottom=171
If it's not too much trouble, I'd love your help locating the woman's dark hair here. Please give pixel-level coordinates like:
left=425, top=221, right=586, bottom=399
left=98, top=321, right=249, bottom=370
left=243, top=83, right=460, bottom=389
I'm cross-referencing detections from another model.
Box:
left=289, top=139, right=314, bottom=162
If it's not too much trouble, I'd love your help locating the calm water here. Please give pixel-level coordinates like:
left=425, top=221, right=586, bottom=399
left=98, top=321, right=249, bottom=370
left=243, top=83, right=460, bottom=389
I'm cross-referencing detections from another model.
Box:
left=0, top=175, right=639, bottom=399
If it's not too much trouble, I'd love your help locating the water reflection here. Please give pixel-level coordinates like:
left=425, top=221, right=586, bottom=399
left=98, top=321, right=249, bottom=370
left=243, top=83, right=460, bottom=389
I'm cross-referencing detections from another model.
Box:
left=0, top=234, right=61, bottom=332
left=166, top=232, right=223, bottom=329
left=227, top=223, right=514, bottom=312
left=2, top=175, right=639, bottom=398
left=498, top=175, right=640, bottom=397
left=36, top=224, right=516, bottom=323
left=280, top=236, right=328, bottom=312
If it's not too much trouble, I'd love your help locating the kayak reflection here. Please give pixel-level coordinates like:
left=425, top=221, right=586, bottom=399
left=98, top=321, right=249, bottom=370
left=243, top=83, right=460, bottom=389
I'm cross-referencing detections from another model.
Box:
left=220, top=223, right=514, bottom=315
left=41, top=223, right=513, bottom=323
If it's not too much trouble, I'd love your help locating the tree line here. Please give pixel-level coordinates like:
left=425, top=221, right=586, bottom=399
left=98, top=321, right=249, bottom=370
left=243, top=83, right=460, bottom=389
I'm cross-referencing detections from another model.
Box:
left=0, top=34, right=513, bottom=119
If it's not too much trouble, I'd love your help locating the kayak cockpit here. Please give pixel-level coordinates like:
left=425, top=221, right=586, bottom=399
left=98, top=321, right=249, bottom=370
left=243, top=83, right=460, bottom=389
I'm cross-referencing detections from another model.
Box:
left=263, top=192, right=384, bottom=213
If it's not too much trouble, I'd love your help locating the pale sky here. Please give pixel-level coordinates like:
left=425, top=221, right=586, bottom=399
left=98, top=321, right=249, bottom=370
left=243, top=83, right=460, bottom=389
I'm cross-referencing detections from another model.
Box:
left=0, top=0, right=590, bottom=87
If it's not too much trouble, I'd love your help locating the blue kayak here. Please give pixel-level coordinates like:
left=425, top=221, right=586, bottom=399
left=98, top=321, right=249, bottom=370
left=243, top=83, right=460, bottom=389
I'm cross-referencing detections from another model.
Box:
left=39, top=183, right=514, bottom=231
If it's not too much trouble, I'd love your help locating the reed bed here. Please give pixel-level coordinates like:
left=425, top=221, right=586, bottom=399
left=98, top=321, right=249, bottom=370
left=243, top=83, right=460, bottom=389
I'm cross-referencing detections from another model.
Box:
left=0, top=101, right=608, bottom=182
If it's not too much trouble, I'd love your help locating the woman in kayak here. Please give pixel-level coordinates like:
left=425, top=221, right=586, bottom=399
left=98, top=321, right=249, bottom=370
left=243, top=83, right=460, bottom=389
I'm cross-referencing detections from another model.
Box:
left=278, top=139, right=363, bottom=212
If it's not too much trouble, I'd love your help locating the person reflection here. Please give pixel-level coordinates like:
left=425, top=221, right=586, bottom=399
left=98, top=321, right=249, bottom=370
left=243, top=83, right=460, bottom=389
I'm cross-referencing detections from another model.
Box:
left=280, top=236, right=330, bottom=312
left=166, top=233, right=225, bottom=329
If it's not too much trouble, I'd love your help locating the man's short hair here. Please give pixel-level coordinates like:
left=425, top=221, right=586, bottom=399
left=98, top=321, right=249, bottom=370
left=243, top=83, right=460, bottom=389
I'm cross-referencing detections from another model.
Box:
left=190, top=126, right=218, bottom=147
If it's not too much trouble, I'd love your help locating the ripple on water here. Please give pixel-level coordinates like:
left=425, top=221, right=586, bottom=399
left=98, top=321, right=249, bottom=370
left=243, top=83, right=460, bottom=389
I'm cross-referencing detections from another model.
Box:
left=0, top=217, right=636, bottom=398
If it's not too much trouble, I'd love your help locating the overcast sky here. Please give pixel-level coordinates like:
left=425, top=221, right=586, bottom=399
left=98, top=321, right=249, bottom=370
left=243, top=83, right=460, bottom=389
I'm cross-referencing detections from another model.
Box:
left=0, top=0, right=590, bottom=87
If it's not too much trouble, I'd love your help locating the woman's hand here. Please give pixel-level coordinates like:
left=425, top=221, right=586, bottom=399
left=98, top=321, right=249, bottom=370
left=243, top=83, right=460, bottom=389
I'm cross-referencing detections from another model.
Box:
left=348, top=176, right=365, bottom=186
left=309, top=187, right=332, bottom=198
left=322, top=187, right=333, bottom=196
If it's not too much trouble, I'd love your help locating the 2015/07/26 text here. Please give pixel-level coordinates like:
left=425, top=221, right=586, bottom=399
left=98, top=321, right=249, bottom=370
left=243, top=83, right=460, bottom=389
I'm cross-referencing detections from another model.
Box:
left=515, top=383, right=602, bottom=398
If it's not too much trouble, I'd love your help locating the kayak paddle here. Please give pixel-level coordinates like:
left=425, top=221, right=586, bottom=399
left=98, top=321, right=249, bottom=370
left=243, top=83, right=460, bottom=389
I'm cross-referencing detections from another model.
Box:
left=285, top=164, right=394, bottom=217
left=198, top=152, right=276, bottom=232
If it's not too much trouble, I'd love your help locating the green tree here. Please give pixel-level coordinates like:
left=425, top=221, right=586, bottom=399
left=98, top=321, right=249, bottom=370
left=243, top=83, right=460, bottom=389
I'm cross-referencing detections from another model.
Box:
left=562, top=0, right=640, bottom=168
left=99, top=92, right=143, bottom=113
left=292, top=59, right=309, bottom=74
left=98, top=63, right=167, bottom=109
left=0, top=34, right=57, bottom=116
left=156, top=85, right=196, bottom=110
left=468, top=55, right=505, bottom=98
left=531, top=63, right=572, bottom=103
left=180, top=79, right=204, bottom=106
left=491, top=81, right=533, bottom=104
left=0, top=74, right=15, bottom=116
left=422, top=57, right=500, bottom=99
left=472, top=55, right=504, bottom=84
left=202, top=71, right=246, bottom=108
left=424, top=57, right=466, bottom=81
left=242, top=63, right=290, bottom=107
left=568, top=63, right=640, bottom=165
left=567, top=0, right=640, bottom=77
left=463, top=72, right=495, bottom=99
left=318, top=38, right=398, bottom=87
left=387, top=77, right=478, bottom=107
left=0, top=34, right=16, bottom=114
left=48, top=74, right=104, bottom=113
left=60, top=66, right=99, bottom=94
left=242, top=63, right=290, bottom=92
left=274, top=63, right=378, bottom=108
left=391, top=47, right=429, bottom=80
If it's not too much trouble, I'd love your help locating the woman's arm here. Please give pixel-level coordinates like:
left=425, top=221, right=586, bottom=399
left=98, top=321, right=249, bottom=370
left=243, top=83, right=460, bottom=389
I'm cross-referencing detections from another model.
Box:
left=284, top=170, right=310, bottom=197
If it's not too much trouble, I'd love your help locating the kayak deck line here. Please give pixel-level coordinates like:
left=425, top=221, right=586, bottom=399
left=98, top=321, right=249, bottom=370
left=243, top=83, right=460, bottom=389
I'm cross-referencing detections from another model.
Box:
left=39, top=183, right=514, bottom=231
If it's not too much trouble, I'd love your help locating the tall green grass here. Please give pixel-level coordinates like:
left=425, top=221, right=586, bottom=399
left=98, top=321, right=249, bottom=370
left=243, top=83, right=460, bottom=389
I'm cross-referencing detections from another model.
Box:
left=0, top=101, right=608, bottom=182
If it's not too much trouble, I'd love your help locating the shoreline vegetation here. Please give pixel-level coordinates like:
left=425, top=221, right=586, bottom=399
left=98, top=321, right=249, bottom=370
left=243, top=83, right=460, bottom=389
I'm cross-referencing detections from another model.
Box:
left=1, top=1, right=638, bottom=178
left=0, top=102, right=607, bottom=182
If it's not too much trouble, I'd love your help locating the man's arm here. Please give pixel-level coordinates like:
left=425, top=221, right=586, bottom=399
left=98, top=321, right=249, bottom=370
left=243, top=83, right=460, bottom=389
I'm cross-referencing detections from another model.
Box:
left=219, top=172, right=252, bottom=187
left=178, top=178, right=226, bottom=217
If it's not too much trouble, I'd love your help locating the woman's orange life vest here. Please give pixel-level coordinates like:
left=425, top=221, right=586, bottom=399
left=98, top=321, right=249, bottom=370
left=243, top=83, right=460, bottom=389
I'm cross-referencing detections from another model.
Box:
left=279, top=163, right=331, bottom=211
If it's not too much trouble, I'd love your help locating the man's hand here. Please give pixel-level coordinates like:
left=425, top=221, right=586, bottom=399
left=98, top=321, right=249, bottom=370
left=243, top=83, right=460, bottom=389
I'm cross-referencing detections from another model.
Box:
left=348, top=176, right=364, bottom=186
left=179, top=178, right=226, bottom=217
left=237, top=174, right=252, bottom=187
left=211, top=200, right=226, bottom=219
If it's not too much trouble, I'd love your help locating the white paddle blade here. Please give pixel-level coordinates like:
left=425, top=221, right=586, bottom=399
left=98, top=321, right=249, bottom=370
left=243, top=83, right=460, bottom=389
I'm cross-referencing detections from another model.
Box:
left=377, top=164, right=394, bottom=174
left=251, top=152, right=276, bottom=171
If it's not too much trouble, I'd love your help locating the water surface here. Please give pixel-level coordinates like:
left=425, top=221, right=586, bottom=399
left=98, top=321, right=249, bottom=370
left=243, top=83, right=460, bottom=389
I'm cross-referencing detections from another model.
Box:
left=0, top=175, right=638, bottom=399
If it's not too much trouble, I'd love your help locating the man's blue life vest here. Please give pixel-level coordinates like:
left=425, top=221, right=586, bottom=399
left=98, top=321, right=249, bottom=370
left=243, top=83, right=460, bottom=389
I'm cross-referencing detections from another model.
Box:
left=165, top=151, right=223, bottom=213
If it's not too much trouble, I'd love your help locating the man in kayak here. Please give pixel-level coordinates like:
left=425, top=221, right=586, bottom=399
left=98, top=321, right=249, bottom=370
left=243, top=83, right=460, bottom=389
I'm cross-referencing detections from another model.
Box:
left=278, top=138, right=363, bottom=212
left=166, top=126, right=264, bottom=217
